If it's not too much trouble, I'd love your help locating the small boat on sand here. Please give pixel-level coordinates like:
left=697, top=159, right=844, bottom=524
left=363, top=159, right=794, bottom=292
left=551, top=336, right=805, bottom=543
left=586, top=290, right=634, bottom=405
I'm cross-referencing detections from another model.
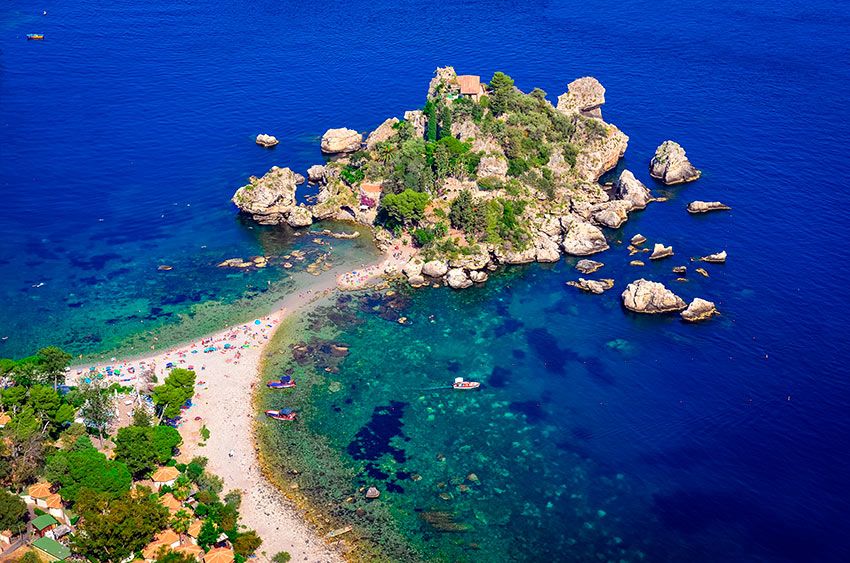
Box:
left=265, top=408, right=297, bottom=421
left=27, top=34, right=44, bottom=40
left=267, top=375, right=296, bottom=389
left=452, top=377, right=480, bottom=390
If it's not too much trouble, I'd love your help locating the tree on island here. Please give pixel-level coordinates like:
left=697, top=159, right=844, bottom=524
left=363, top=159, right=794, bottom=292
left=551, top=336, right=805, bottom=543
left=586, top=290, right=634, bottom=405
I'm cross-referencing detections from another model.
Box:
left=152, top=368, right=196, bottom=420
left=380, top=189, right=430, bottom=227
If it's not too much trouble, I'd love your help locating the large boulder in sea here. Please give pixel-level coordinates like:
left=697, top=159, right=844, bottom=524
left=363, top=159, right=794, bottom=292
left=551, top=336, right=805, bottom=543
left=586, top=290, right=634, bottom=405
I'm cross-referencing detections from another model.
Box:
left=649, top=243, right=674, bottom=260
left=591, top=200, right=632, bottom=229
left=320, top=128, right=363, bottom=154
left=365, top=117, right=399, bottom=150
left=681, top=298, right=718, bottom=322
left=688, top=200, right=731, bottom=214
left=615, top=170, right=653, bottom=210
left=556, top=77, right=606, bottom=119
left=562, top=220, right=609, bottom=256
left=650, top=141, right=701, bottom=185
left=231, top=166, right=298, bottom=224
left=534, top=236, right=561, bottom=263
left=621, top=279, right=686, bottom=314
left=422, top=260, right=449, bottom=278
left=307, top=164, right=327, bottom=184
left=575, top=259, right=604, bottom=274
left=446, top=268, right=473, bottom=289
left=567, top=278, right=614, bottom=294
left=255, top=133, right=279, bottom=148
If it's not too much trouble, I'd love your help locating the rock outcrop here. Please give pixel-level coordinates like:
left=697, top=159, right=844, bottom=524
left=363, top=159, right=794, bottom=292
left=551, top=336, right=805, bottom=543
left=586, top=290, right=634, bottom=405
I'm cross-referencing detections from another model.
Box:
left=231, top=166, right=298, bottom=225
left=469, top=270, right=488, bottom=283
left=615, top=170, right=653, bottom=210
left=534, top=236, right=561, bottom=263
left=404, top=110, right=426, bottom=138
left=307, top=165, right=327, bottom=184
left=255, top=133, right=279, bottom=148
left=446, top=268, right=473, bottom=289
left=688, top=201, right=731, bottom=214
left=365, top=117, right=399, bottom=150
left=681, top=298, right=718, bottom=322
left=562, top=220, right=609, bottom=256
left=321, top=128, right=362, bottom=154
left=591, top=200, right=632, bottom=229
left=476, top=155, right=509, bottom=180
left=402, top=258, right=424, bottom=279
left=621, top=279, right=686, bottom=314
left=575, top=259, right=604, bottom=274
left=650, top=141, right=701, bottom=185
left=701, top=251, right=727, bottom=263
left=649, top=243, right=673, bottom=260
left=567, top=278, right=614, bottom=294
left=286, top=206, right=313, bottom=228
left=422, top=260, right=449, bottom=278
left=630, top=233, right=647, bottom=245
left=556, top=77, right=606, bottom=119
left=572, top=118, right=629, bottom=182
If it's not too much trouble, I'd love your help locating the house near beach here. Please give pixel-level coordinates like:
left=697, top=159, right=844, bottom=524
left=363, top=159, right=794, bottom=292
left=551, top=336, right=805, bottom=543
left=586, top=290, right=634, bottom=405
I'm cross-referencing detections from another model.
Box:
left=31, top=514, right=59, bottom=538
left=359, top=182, right=383, bottom=209
left=22, top=481, right=53, bottom=507
left=152, top=465, right=181, bottom=490
left=204, top=546, right=235, bottom=563
left=31, top=536, right=71, bottom=561
left=158, top=492, right=183, bottom=515
left=141, top=529, right=182, bottom=561
left=455, top=75, right=485, bottom=101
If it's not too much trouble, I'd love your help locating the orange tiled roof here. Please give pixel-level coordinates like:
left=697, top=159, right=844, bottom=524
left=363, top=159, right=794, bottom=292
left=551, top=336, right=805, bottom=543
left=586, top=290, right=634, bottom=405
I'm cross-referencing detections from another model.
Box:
left=187, top=519, right=203, bottom=538
left=360, top=183, right=383, bottom=194
left=28, top=482, right=53, bottom=500
left=456, top=75, right=481, bottom=95
left=204, top=547, right=235, bottom=563
left=0, top=413, right=11, bottom=426
left=152, top=466, right=181, bottom=483
left=45, top=493, right=63, bottom=509
left=159, top=493, right=183, bottom=513
left=142, top=541, right=172, bottom=560
left=155, top=529, right=180, bottom=546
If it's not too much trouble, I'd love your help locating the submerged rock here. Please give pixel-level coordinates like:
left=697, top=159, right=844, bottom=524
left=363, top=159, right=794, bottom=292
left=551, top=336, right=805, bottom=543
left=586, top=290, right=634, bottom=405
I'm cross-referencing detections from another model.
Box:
left=701, top=250, right=727, bottom=263
left=621, top=279, right=686, bottom=313
left=615, top=170, right=653, bottom=210
left=575, top=259, right=604, bottom=274
left=365, top=486, right=381, bottom=499
left=681, top=298, right=718, bottom=322
left=650, top=141, right=701, bottom=185
left=562, top=220, right=609, bottom=256
left=567, top=278, right=614, bottom=294
left=255, top=133, right=279, bottom=147
left=649, top=243, right=674, bottom=260
left=688, top=200, right=731, bottom=214
left=320, top=128, right=363, bottom=154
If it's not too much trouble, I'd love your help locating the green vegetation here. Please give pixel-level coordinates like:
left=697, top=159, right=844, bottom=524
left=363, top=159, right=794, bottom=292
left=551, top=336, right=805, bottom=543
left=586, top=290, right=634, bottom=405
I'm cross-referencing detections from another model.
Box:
left=114, top=422, right=182, bottom=479
left=272, top=552, right=292, bottom=563
left=152, top=368, right=196, bottom=419
left=44, top=436, right=132, bottom=502
left=0, top=488, right=27, bottom=532
left=380, top=189, right=430, bottom=226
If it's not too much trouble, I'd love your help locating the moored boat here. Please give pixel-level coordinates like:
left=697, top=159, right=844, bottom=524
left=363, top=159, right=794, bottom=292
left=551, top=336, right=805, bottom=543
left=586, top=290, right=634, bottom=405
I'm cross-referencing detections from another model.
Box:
left=265, top=408, right=297, bottom=421
left=267, top=375, right=296, bottom=389
left=452, top=377, right=480, bottom=390
left=27, top=34, right=44, bottom=40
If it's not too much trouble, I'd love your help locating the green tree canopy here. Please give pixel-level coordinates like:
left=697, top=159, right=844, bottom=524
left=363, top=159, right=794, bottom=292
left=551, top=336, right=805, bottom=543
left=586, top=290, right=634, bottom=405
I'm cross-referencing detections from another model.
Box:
left=381, top=189, right=430, bottom=226
left=72, top=487, right=168, bottom=562
left=488, top=71, right=516, bottom=116
left=0, top=488, right=27, bottom=532
left=37, top=346, right=72, bottom=390
left=152, top=368, right=196, bottom=420
left=44, top=436, right=131, bottom=502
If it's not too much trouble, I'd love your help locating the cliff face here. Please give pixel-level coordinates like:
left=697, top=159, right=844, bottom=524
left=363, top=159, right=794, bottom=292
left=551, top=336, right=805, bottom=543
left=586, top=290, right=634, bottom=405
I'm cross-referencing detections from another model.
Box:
left=231, top=166, right=298, bottom=224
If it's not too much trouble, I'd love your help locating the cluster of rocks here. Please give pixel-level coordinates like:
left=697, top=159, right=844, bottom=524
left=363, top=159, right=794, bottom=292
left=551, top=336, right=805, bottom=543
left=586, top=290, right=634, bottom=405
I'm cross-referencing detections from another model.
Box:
left=218, top=256, right=268, bottom=269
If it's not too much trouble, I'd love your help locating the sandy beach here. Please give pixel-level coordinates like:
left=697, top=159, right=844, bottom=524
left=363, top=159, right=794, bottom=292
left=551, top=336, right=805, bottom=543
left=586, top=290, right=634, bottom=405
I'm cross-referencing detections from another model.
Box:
left=69, top=245, right=415, bottom=562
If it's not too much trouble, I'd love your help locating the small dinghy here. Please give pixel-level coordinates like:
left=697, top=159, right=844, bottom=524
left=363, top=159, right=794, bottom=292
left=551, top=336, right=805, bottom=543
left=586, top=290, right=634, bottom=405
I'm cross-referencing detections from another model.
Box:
left=265, top=408, right=297, bottom=421
left=452, top=377, right=480, bottom=390
left=267, top=375, right=296, bottom=389
left=27, top=34, right=44, bottom=40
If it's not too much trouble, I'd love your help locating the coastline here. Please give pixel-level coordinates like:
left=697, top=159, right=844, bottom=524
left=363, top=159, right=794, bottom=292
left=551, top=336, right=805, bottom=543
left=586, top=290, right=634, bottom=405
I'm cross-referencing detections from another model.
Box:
left=69, top=245, right=413, bottom=562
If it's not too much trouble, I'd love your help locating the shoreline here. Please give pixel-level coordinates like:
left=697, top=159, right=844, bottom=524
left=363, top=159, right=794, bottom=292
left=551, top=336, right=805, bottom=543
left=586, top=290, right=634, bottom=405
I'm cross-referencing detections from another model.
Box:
left=68, top=245, right=413, bottom=562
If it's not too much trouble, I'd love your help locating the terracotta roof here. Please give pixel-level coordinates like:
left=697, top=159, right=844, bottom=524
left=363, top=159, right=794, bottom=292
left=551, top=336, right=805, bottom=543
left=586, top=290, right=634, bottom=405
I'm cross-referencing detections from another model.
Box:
left=152, top=466, right=181, bottom=483
left=45, top=493, right=63, bottom=509
left=360, top=183, right=383, bottom=194
left=159, top=493, right=183, bottom=513
left=187, top=519, right=203, bottom=538
left=204, top=547, right=235, bottom=563
left=28, top=482, right=53, bottom=499
left=456, top=75, right=481, bottom=95
left=142, top=540, right=172, bottom=560
left=1, top=530, right=13, bottom=538
left=0, top=413, right=11, bottom=426
left=176, top=543, right=205, bottom=560
left=155, top=529, right=180, bottom=546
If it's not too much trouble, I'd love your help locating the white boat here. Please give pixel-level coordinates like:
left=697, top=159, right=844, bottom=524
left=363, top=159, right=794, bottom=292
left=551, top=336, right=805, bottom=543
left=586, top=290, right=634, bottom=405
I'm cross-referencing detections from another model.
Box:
left=452, top=377, right=480, bottom=390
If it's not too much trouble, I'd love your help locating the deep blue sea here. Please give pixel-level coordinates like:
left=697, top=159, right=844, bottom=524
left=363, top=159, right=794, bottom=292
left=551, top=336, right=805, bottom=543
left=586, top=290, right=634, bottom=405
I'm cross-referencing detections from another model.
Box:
left=3, top=0, right=850, bottom=561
